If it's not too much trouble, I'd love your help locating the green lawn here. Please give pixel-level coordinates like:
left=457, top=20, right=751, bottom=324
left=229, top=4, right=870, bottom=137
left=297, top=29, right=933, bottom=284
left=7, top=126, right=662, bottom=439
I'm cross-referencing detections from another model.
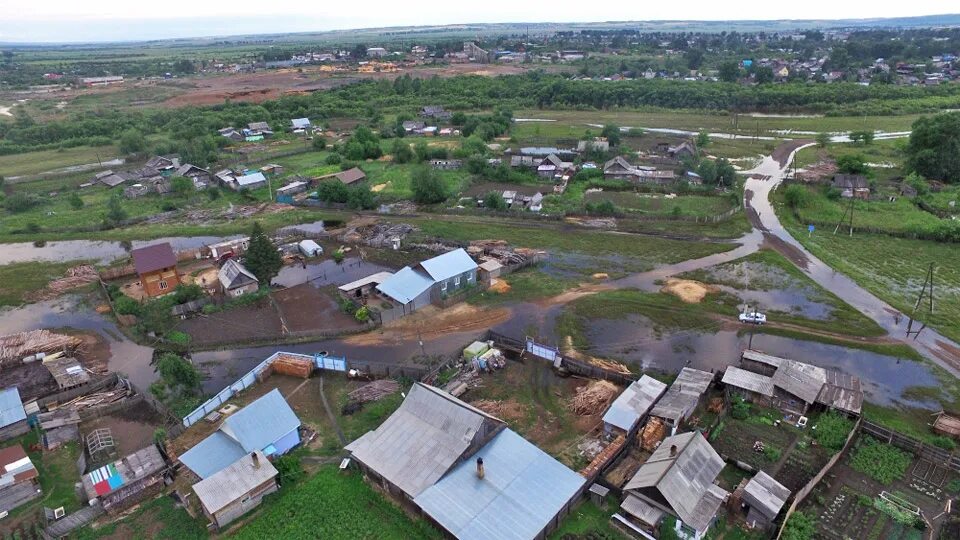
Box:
left=787, top=185, right=943, bottom=236
left=467, top=267, right=577, bottom=305
left=549, top=498, right=624, bottom=540
left=0, top=144, right=121, bottom=178
left=229, top=466, right=442, bottom=539
left=583, top=192, right=737, bottom=218
left=0, top=260, right=90, bottom=306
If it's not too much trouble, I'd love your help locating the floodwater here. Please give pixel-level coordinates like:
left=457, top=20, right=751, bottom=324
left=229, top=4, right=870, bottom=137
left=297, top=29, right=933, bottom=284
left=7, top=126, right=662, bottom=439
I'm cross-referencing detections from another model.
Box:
left=580, top=315, right=938, bottom=408
left=0, top=235, right=243, bottom=265
left=0, top=296, right=155, bottom=391
left=273, top=256, right=393, bottom=289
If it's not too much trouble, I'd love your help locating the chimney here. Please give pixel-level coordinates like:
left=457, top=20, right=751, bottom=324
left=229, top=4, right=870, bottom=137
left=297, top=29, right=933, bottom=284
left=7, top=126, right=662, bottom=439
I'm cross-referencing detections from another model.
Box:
left=670, top=445, right=678, bottom=458
left=476, top=457, right=484, bottom=479
left=251, top=452, right=260, bottom=469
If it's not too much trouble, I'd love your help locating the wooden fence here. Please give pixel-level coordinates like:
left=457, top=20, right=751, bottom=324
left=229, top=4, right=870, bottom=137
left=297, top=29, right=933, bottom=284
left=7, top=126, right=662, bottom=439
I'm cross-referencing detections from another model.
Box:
left=775, top=416, right=863, bottom=540
left=860, top=420, right=960, bottom=472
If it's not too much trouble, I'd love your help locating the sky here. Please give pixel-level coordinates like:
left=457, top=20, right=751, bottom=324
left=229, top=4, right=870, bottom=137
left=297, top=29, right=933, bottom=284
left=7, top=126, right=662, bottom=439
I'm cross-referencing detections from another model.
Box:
left=0, top=1, right=955, bottom=43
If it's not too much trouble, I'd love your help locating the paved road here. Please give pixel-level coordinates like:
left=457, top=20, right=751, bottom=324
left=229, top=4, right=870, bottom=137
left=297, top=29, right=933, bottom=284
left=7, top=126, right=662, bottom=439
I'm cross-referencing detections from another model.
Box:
left=743, top=145, right=960, bottom=376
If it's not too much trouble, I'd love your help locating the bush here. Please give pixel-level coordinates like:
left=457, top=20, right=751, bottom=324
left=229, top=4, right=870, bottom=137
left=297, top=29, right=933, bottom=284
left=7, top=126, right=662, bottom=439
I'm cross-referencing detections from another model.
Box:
left=730, top=398, right=751, bottom=420
left=274, top=454, right=305, bottom=484
left=812, top=411, right=854, bottom=451
left=411, top=166, right=447, bottom=204
left=354, top=306, right=370, bottom=322
left=849, top=437, right=912, bottom=484
left=947, top=479, right=960, bottom=493
left=325, top=153, right=342, bottom=165
left=483, top=191, right=508, bottom=211
left=931, top=435, right=957, bottom=451
left=312, top=136, right=327, bottom=151
left=3, top=192, right=40, bottom=212
left=333, top=248, right=345, bottom=264
left=167, top=331, right=191, bottom=345
left=782, top=511, right=817, bottom=540
left=113, top=295, right=141, bottom=316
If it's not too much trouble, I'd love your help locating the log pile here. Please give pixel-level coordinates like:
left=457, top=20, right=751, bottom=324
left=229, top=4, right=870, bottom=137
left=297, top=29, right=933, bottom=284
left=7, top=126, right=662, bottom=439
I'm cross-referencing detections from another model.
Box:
left=640, top=417, right=667, bottom=452
left=62, top=387, right=130, bottom=412
left=570, top=380, right=619, bottom=416
left=587, top=358, right=632, bottom=375
left=271, top=354, right=314, bottom=379
left=348, top=379, right=400, bottom=404
left=0, top=330, right=83, bottom=367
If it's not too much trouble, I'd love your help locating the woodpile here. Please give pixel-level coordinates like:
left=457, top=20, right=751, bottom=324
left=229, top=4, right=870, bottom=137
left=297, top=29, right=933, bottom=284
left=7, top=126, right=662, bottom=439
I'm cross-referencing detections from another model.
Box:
left=28, top=265, right=99, bottom=301
left=0, top=330, right=83, bottom=366
left=348, top=379, right=400, bottom=404
left=61, top=387, right=131, bottom=412
left=587, top=358, right=632, bottom=375
left=570, top=380, right=619, bottom=416
left=271, top=354, right=314, bottom=379
left=640, top=417, right=667, bottom=452
left=707, top=397, right=724, bottom=414
left=471, top=399, right=505, bottom=416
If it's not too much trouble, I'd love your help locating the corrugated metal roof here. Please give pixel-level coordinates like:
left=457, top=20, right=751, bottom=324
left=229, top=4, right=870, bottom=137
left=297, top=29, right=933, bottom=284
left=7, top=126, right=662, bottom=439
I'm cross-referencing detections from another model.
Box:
left=346, top=383, right=503, bottom=499
left=414, top=429, right=586, bottom=540
left=376, top=266, right=435, bottom=305
left=131, top=242, right=176, bottom=275
left=772, top=360, right=826, bottom=404
left=742, top=349, right=786, bottom=368
left=722, top=367, right=774, bottom=397
left=620, top=493, right=664, bottom=525
left=291, top=118, right=311, bottom=129
left=179, top=431, right=248, bottom=480
left=816, top=371, right=863, bottom=415
left=625, top=431, right=728, bottom=534
left=236, top=172, right=266, bottom=186
left=602, top=375, right=668, bottom=432
left=742, top=471, right=790, bottom=520
left=650, top=368, right=713, bottom=423
left=193, top=451, right=278, bottom=514
left=218, top=259, right=258, bottom=290
left=221, top=389, right=301, bottom=453
left=418, top=249, right=477, bottom=283
left=338, top=271, right=394, bottom=292
left=0, top=387, right=26, bottom=429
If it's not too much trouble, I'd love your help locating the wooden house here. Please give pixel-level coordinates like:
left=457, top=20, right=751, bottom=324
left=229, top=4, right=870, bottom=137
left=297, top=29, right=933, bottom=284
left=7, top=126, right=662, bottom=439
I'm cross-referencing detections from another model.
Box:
left=131, top=242, right=182, bottom=298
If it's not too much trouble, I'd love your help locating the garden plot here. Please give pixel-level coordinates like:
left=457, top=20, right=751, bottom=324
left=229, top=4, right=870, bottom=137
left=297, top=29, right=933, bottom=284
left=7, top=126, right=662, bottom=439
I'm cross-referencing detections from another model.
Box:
left=709, top=409, right=798, bottom=471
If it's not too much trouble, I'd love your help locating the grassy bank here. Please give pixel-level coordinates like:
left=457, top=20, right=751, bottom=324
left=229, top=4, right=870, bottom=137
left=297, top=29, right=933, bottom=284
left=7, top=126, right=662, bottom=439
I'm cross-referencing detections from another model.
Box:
left=0, top=260, right=91, bottom=306
left=468, top=268, right=577, bottom=305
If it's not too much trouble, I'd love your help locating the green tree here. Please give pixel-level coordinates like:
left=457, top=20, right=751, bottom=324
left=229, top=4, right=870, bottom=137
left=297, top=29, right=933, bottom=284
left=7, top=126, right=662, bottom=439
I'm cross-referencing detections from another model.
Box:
left=715, top=158, right=737, bottom=186
left=782, top=511, right=816, bottom=540
left=816, top=132, right=831, bottom=148
left=849, top=130, right=874, bottom=145
left=784, top=184, right=810, bottom=208
left=684, top=49, right=705, bottom=70
left=483, top=191, right=508, bottom=211
left=905, top=172, right=929, bottom=196
left=451, top=111, right=467, bottom=126
left=118, top=129, right=147, bottom=154
left=346, top=185, right=376, bottom=210
left=312, top=136, right=327, bottom=151
left=411, top=166, right=447, bottom=204
left=156, top=352, right=201, bottom=389
left=906, top=112, right=960, bottom=183
left=139, top=301, right=174, bottom=335
left=696, top=131, right=710, bottom=149
left=68, top=192, right=84, bottom=209
left=391, top=139, right=414, bottom=164
left=105, top=193, right=127, bottom=224
left=170, top=176, right=193, bottom=196
left=244, top=221, right=283, bottom=286
left=697, top=159, right=717, bottom=184
left=837, top=154, right=869, bottom=175
left=718, top=61, right=741, bottom=83
left=754, top=66, right=775, bottom=84
left=600, top=124, right=621, bottom=147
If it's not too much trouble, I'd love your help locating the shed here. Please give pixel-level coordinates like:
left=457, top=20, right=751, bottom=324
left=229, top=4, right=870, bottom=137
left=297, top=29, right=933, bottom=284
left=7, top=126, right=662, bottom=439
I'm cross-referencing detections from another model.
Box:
left=218, top=259, right=259, bottom=297
left=413, top=429, right=587, bottom=540
left=193, top=451, right=279, bottom=529
left=333, top=167, right=366, bottom=185
left=338, top=271, right=394, bottom=299
left=43, top=357, right=91, bottom=390
left=0, top=444, right=40, bottom=513
left=650, top=368, right=713, bottom=430
left=771, top=360, right=826, bottom=411
left=290, top=118, right=311, bottom=131
left=276, top=181, right=307, bottom=197
left=477, top=260, right=503, bottom=283
left=722, top=366, right=774, bottom=397
left=298, top=239, right=323, bottom=257
left=741, top=471, right=790, bottom=529
left=934, top=413, right=960, bottom=439
left=235, top=172, right=267, bottom=190
left=602, top=375, right=668, bottom=436
left=82, top=444, right=166, bottom=513
left=0, top=387, right=28, bottom=443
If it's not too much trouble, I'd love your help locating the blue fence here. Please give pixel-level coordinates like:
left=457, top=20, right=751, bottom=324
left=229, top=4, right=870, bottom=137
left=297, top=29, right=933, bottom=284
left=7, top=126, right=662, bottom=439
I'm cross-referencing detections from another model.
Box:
left=182, top=351, right=347, bottom=428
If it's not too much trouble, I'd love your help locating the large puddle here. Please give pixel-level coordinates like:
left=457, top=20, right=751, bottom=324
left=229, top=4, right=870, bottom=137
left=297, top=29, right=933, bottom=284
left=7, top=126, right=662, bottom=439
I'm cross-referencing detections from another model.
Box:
left=273, top=256, right=393, bottom=289
left=0, top=235, right=243, bottom=265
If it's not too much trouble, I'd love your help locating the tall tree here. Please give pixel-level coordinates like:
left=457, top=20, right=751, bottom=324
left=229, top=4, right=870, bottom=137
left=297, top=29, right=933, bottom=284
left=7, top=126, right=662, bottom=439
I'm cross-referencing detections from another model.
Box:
left=244, top=222, right=283, bottom=286
left=411, top=166, right=447, bottom=204
left=906, top=112, right=960, bottom=183
left=718, top=61, right=741, bottom=83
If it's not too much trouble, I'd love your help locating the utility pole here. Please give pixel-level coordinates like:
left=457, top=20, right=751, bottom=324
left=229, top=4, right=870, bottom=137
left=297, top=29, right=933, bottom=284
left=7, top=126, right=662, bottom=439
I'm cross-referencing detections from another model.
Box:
left=833, top=197, right=855, bottom=236
left=906, top=263, right=935, bottom=339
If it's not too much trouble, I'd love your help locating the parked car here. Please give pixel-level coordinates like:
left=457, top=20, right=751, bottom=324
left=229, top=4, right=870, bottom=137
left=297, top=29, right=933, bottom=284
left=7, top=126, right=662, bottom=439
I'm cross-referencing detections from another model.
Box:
left=739, top=311, right=767, bottom=325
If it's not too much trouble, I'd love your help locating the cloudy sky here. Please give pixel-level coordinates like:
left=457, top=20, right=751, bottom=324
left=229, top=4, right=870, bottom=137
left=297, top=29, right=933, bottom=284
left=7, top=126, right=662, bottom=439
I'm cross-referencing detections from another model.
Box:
left=0, top=1, right=954, bottom=43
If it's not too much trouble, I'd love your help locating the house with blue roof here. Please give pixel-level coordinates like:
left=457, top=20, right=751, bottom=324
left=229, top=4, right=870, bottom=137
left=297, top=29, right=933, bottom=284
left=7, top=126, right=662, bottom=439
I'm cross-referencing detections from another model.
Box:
left=375, top=248, right=478, bottom=314
left=0, top=387, right=28, bottom=443
left=179, top=389, right=301, bottom=479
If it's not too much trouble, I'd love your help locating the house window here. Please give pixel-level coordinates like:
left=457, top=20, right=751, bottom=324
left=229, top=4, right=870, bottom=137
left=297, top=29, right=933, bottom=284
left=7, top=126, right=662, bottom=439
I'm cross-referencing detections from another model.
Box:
left=440, top=281, right=447, bottom=292
left=454, top=276, right=461, bottom=287
left=467, top=272, right=474, bottom=282
left=158, top=280, right=168, bottom=290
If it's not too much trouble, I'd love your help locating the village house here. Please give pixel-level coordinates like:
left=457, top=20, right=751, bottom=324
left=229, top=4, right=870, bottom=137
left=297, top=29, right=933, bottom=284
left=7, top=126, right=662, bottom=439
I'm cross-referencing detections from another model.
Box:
left=346, top=383, right=586, bottom=539
left=832, top=174, right=870, bottom=199
left=419, top=105, right=452, bottom=120
left=366, top=47, right=388, bottom=58
left=218, top=259, right=259, bottom=297
left=374, top=248, right=478, bottom=314
left=145, top=156, right=179, bottom=175
left=603, top=156, right=637, bottom=180
left=175, top=164, right=212, bottom=189
left=81, top=444, right=167, bottom=514
left=667, top=141, right=697, bottom=160
left=0, top=444, right=40, bottom=513
left=619, top=431, right=728, bottom=540
left=577, top=138, right=610, bottom=153
left=247, top=122, right=273, bottom=137
left=131, top=242, right=182, bottom=298
left=402, top=120, right=426, bottom=134
left=738, top=471, right=791, bottom=531
left=722, top=349, right=863, bottom=417
left=318, top=167, right=366, bottom=186
left=602, top=375, right=668, bottom=439
left=0, top=387, right=28, bottom=443
left=509, top=155, right=539, bottom=169
left=537, top=154, right=569, bottom=178
left=649, top=367, right=713, bottom=435
left=193, top=450, right=279, bottom=529
left=95, top=170, right=136, bottom=188
left=179, top=389, right=301, bottom=480
left=232, top=171, right=267, bottom=191
left=218, top=127, right=243, bottom=141
left=290, top=118, right=311, bottom=133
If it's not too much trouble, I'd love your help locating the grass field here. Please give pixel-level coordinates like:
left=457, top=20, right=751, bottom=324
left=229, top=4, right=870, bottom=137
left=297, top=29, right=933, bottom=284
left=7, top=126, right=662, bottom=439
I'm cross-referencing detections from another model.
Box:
left=786, top=185, right=943, bottom=235
left=0, top=260, right=90, bottom=306
left=0, top=144, right=122, bottom=178
left=230, top=466, right=442, bottom=539
left=583, top=192, right=737, bottom=218
left=795, top=139, right=907, bottom=183
left=777, top=200, right=960, bottom=344
left=411, top=216, right=737, bottom=271
left=548, top=498, right=625, bottom=539
left=468, top=267, right=577, bottom=305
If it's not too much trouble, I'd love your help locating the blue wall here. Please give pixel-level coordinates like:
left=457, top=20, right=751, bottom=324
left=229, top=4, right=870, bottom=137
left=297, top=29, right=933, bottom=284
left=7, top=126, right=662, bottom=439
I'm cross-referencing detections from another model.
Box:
left=269, top=427, right=301, bottom=456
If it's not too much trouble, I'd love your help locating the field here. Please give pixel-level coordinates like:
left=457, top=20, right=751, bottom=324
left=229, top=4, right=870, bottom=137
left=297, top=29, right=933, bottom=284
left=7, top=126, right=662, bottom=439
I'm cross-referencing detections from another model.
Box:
left=786, top=186, right=944, bottom=235
left=0, top=260, right=94, bottom=306
left=582, top=192, right=737, bottom=218
left=229, top=466, right=442, bottom=539
left=0, top=144, right=122, bottom=178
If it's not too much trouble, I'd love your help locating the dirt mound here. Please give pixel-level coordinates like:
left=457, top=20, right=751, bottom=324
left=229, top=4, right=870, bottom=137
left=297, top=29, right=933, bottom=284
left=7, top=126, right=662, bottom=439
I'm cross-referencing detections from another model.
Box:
left=371, top=182, right=390, bottom=193
left=592, top=273, right=609, bottom=280
left=660, top=278, right=718, bottom=304
left=488, top=279, right=511, bottom=294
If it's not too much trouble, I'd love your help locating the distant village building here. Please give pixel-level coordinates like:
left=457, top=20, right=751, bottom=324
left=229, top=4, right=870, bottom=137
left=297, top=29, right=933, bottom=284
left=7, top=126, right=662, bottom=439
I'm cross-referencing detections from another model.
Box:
left=81, top=76, right=123, bottom=86
left=317, top=167, right=366, bottom=186
left=375, top=248, right=478, bottom=314
left=131, top=242, right=182, bottom=298
left=290, top=118, right=312, bottom=132
left=739, top=471, right=791, bottom=530
left=419, top=106, right=452, bottom=120
left=649, top=367, right=713, bottom=434
left=366, top=47, right=388, bottom=58
left=832, top=174, right=870, bottom=199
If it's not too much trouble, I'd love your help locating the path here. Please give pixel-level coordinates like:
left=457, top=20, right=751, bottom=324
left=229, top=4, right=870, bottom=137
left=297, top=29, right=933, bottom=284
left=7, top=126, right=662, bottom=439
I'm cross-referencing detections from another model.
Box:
left=319, top=375, right=347, bottom=446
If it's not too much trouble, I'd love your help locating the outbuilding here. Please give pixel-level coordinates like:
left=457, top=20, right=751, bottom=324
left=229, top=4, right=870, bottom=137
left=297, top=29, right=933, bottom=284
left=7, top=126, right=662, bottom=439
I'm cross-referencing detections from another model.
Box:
left=218, top=259, right=259, bottom=297
left=193, top=451, right=278, bottom=529
left=298, top=239, right=323, bottom=257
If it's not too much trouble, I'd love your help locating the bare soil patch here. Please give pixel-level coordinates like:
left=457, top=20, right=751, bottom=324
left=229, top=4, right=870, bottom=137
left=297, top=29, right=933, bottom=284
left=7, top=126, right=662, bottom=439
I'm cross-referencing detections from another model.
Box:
left=344, top=303, right=511, bottom=346
left=660, top=277, right=718, bottom=303
left=771, top=139, right=814, bottom=167
left=273, top=284, right=364, bottom=333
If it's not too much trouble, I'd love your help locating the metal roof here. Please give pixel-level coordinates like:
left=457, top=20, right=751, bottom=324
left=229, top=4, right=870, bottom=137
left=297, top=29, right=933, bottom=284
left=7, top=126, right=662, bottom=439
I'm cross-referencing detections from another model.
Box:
left=338, top=271, right=394, bottom=292
left=741, top=349, right=786, bottom=368
left=179, top=432, right=248, bottom=480
left=625, top=431, right=728, bottom=534
left=82, top=444, right=165, bottom=500
left=478, top=260, right=502, bottom=272
left=218, top=259, right=258, bottom=290
left=650, top=368, right=713, bottom=423
left=220, top=389, right=301, bottom=453
left=418, top=248, right=477, bottom=283
left=131, top=242, right=176, bottom=275
left=772, top=360, right=826, bottom=404
left=742, top=471, right=790, bottom=520
left=336, top=167, right=366, bottom=185
left=346, top=383, right=504, bottom=499
left=620, top=493, right=665, bottom=526
left=193, top=451, right=278, bottom=515
left=236, top=172, right=266, bottom=186
left=817, top=371, right=863, bottom=415
left=603, top=375, right=668, bottom=432
left=414, top=429, right=586, bottom=540
left=376, top=266, right=435, bottom=305
left=291, top=118, right=311, bottom=129
left=0, top=387, right=26, bottom=429
left=722, top=367, right=774, bottom=397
